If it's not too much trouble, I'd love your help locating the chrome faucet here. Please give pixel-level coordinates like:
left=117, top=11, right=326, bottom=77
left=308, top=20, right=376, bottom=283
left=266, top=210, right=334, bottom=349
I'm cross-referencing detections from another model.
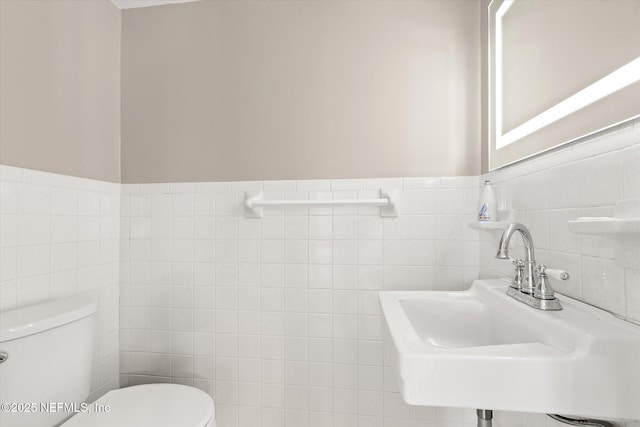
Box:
left=495, top=223, right=537, bottom=295
left=495, top=222, right=569, bottom=311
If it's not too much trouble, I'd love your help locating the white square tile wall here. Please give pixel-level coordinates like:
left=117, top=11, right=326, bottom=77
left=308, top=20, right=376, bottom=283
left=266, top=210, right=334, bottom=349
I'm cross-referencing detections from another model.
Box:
left=120, top=177, right=482, bottom=427
left=482, top=118, right=640, bottom=427
left=0, top=165, right=120, bottom=401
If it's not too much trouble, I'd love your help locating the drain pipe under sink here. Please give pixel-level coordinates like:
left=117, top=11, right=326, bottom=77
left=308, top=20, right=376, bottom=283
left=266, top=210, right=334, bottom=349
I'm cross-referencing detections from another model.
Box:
left=477, top=409, right=493, bottom=427
left=473, top=410, right=618, bottom=427
left=548, top=414, right=617, bottom=426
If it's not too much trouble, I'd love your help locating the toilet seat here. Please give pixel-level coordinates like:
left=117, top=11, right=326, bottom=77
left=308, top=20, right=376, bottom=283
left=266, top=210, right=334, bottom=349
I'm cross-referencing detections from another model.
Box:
left=61, top=384, right=215, bottom=427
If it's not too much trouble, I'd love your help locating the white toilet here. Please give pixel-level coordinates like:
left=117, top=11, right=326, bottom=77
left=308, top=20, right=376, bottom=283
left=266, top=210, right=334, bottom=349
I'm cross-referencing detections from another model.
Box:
left=0, top=296, right=216, bottom=427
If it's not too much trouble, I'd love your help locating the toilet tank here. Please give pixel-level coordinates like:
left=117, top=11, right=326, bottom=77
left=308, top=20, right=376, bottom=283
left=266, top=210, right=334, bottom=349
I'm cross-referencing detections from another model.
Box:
left=0, top=296, right=97, bottom=427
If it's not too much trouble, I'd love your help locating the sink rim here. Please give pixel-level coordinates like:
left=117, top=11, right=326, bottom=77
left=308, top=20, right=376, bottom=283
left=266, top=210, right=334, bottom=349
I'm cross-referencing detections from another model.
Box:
left=381, top=280, right=593, bottom=359
left=379, top=279, right=640, bottom=419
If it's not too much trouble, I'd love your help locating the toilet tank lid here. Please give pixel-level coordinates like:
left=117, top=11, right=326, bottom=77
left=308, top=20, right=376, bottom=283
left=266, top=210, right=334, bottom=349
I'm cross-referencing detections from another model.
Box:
left=0, top=296, right=97, bottom=343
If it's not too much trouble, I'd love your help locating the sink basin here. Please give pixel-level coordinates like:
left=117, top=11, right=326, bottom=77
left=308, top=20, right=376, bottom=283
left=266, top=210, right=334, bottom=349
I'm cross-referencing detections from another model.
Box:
left=380, top=279, right=640, bottom=419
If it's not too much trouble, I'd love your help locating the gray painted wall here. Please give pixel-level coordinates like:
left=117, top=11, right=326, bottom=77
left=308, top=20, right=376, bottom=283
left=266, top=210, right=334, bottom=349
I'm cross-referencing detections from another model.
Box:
left=121, top=0, right=481, bottom=183
left=0, top=0, right=121, bottom=183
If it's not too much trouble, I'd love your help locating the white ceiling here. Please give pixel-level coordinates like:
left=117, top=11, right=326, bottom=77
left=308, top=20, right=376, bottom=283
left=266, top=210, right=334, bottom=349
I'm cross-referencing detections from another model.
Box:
left=110, top=0, right=201, bottom=10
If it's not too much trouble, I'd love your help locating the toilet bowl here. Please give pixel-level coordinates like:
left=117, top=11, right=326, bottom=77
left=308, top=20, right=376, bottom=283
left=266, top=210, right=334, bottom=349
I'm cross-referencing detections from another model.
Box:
left=61, top=384, right=215, bottom=427
left=0, top=296, right=216, bottom=427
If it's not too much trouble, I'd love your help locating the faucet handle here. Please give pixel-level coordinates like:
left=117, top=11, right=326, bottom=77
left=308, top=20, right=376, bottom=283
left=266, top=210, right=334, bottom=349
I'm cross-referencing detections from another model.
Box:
left=510, top=259, right=525, bottom=291
left=534, top=265, right=569, bottom=300
left=542, top=267, right=570, bottom=281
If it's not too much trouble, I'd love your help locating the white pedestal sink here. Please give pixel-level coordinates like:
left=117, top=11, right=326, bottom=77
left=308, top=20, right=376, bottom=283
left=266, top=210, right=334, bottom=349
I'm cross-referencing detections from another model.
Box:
left=380, top=279, right=640, bottom=420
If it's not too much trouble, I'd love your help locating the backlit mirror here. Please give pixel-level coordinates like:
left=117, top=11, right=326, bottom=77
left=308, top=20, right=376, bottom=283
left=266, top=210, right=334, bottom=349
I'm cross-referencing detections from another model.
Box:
left=488, top=0, right=640, bottom=170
